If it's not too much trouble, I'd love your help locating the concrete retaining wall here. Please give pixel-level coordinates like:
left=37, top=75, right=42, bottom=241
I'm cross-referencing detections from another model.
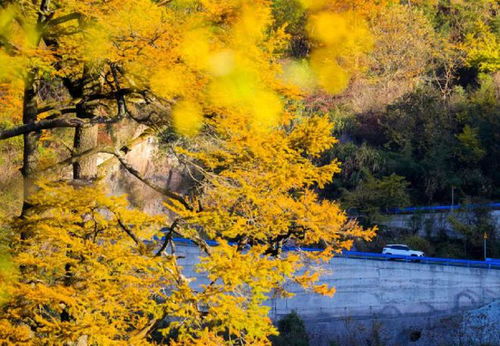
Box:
left=174, top=243, right=500, bottom=345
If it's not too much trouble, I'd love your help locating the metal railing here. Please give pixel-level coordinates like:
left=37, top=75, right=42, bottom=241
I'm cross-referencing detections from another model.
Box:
left=385, top=202, right=500, bottom=214
left=170, top=237, right=500, bottom=270
left=336, top=251, right=500, bottom=270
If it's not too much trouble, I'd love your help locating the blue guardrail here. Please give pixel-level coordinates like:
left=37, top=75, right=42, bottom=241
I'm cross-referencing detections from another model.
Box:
left=385, top=202, right=500, bottom=214
left=168, top=237, right=500, bottom=270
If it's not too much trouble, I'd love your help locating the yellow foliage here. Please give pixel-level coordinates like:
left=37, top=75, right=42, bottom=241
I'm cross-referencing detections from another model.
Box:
left=171, top=108, right=376, bottom=321
left=173, top=100, right=204, bottom=136
left=0, top=107, right=374, bottom=343
left=0, top=82, right=23, bottom=121
left=180, top=28, right=214, bottom=70
left=282, top=60, right=316, bottom=91
left=463, top=21, right=500, bottom=72
left=310, top=53, right=350, bottom=94
left=0, top=251, right=17, bottom=307
left=0, top=183, right=172, bottom=344
left=0, top=171, right=372, bottom=344
left=0, top=0, right=375, bottom=137
left=308, top=12, right=349, bottom=46
left=279, top=4, right=374, bottom=95
left=0, top=0, right=377, bottom=343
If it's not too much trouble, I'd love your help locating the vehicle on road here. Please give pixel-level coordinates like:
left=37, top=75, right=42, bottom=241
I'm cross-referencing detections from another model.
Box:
left=382, top=244, right=424, bottom=257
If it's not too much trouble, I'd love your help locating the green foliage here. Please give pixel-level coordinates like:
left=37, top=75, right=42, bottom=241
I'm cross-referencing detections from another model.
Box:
left=456, top=125, right=486, bottom=162
left=0, top=228, right=16, bottom=307
left=403, top=235, right=433, bottom=256
left=321, top=141, right=386, bottom=201
left=271, top=311, right=309, bottom=346
left=310, top=0, right=499, bottom=207
left=271, top=0, right=306, bottom=40
left=341, top=173, right=410, bottom=227
left=448, top=205, right=497, bottom=259
left=470, top=73, right=498, bottom=107
left=353, top=76, right=500, bottom=204
left=434, top=242, right=465, bottom=259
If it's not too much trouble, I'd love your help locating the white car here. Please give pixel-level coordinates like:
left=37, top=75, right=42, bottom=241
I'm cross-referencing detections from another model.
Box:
left=382, top=244, right=424, bottom=257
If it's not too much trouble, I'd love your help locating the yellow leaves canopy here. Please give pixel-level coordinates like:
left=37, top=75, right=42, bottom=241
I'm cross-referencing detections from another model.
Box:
left=0, top=109, right=375, bottom=344
left=0, top=0, right=378, bottom=344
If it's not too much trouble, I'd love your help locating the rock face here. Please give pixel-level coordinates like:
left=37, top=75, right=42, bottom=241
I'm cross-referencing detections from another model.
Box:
left=459, top=300, right=500, bottom=346
left=383, top=210, right=500, bottom=239
left=413, top=300, right=500, bottom=346
left=102, top=134, right=194, bottom=216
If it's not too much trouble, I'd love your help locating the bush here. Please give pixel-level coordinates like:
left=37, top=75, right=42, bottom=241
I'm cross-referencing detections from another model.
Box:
left=404, top=235, right=434, bottom=256
left=271, top=311, right=309, bottom=346
left=435, top=242, right=465, bottom=259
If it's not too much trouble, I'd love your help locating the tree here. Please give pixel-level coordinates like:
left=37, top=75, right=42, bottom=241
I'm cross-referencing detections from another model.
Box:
left=448, top=201, right=497, bottom=260
left=358, top=4, right=437, bottom=109
left=341, top=173, right=410, bottom=227
left=0, top=0, right=376, bottom=344
left=0, top=0, right=184, bottom=212
left=0, top=183, right=170, bottom=344
left=0, top=0, right=375, bottom=211
left=0, top=111, right=375, bottom=344
left=379, top=87, right=459, bottom=203
left=423, top=0, right=499, bottom=83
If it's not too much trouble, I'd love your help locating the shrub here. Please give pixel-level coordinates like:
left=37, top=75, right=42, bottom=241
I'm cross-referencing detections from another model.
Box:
left=404, top=235, right=434, bottom=256
left=271, top=311, right=309, bottom=346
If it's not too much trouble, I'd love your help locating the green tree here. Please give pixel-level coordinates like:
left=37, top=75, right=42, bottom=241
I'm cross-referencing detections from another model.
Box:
left=342, top=173, right=410, bottom=227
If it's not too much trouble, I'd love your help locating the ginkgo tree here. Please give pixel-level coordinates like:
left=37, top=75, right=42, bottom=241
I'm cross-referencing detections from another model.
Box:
left=0, top=114, right=375, bottom=344
left=0, top=0, right=377, bottom=344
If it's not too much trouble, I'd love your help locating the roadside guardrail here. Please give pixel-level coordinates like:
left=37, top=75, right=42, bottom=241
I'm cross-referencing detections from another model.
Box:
left=168, top=237, right=500, bottom=270
left=385, top=202, right=500, bottom=214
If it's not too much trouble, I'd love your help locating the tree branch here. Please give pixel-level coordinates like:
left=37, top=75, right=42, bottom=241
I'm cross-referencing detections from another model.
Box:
left=86, top=88, right=134, bottom=102
left=108, top=149, right=193, bottom=211
left=154, top=220, right=180, bottom=257
left=0, top=115, right=123, bottom=140
left=36, top=104, right=76, bottom=115
left=47, top=12, right=82, bottom=26
left=39, top=146, right=113, bottom=175
left=115, top=214, right=141, bottom=246
left=0, top=117, right=81, bottom=140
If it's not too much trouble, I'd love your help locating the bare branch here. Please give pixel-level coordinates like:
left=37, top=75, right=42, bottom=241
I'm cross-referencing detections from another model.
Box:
left=188, top=235, right=212, bottom=256
left=0, top=115, right=123, bottom=140
left=115, top=214, right=141, bottom=246
left=39, top=146, right=113, bottom=175
left=36, top=104, right=76, bottom=115
left=109, top=149, right=193, bottom=211
left=154, top=220, right=180, bottom=257
left=47, top=12, right=82, bottom=26
left=0, top=117, right=83, bottom=140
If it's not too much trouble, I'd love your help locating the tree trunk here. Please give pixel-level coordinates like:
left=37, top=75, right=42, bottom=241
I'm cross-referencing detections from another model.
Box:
left=73, top=124, right=98, bottom=180
left=20, top=0, right=52, bottom=218
left=20, top=72, right=39, bottom=218
left=72, top=69, right=100, bottom=181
